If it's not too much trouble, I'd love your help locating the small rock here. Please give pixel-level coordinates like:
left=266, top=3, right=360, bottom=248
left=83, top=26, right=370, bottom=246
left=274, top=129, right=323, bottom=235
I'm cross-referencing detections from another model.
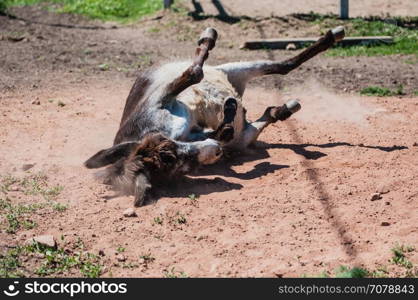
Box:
left=370, top=193, right=382, bottom=201
left=123, top=208, right=137, bottom=217
left=8, top=184, right=20, bottom=192
left=34, top=253, right=45, bottom=259
left=381, top=222, right=390, bottom=226
left=22, top=163, right=35, bottom=171
left=116, top=254, right=126, bottom=262
left=98, top=249, right=105, bottom=256
left=26, top=235, right=56, bottom=248
left=376, top=185, right=390, bottom=195
left=31, top=99, right=41, bottom=105
left=286, top=43, right=297, bottom=50
left=413, top=142, right=418, bottom=147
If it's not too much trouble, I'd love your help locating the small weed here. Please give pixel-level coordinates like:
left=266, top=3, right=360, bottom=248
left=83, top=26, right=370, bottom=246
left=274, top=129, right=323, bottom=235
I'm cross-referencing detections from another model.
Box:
left=0, top=247, right=24, bottom=277
left=1, top=198, right=44, bottom=233
left=51, top=202, right=67, bottom=212
left=139, top=253, right=155, bottom=264
left=187, top=194, right=199, bottom=205
left=176, top=213, right=187, bottom=225
left=98, top=63, right=109, bottom=71
left=335, top=266, right=369, bottom=278
left=1, top=174, right=65, bottom=234
left=122, top=262, right=139, bottom=269
left=391, top=244, right=414, bottom=269
left=135, top=54, right=153, bottom=69
left=153, top=216, right=163, bottom=225
left=164, top=267, right=188, bottom=278
left=360, top=85, right=405, bottom=97
left=116, top=246, right=125, bottom=253
left=370, top=266, right=389, bottom=278
left=0, top=240, right=103, bottom=278
left=148, top=26, right=160, bottom=33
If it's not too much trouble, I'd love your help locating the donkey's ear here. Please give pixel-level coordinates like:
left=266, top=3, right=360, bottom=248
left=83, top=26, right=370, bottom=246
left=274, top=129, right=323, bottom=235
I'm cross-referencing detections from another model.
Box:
left=133, top=173, right=152, bottom=207
left=84, top=142, right=138, bottom=169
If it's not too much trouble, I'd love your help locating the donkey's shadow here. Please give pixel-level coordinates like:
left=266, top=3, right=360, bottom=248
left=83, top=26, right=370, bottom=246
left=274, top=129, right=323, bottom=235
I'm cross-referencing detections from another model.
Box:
left=194, top=140, right=408, bottom=178
left=105, top=140, right=407, bottom=205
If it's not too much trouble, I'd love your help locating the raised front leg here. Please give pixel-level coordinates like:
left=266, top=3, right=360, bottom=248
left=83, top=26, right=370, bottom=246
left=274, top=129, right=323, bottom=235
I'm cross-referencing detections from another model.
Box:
left=216, top=26, right=345, bottom=96
left=240, top=100, right=301, bottom=147
left=164, top=27, right=218, bottom=98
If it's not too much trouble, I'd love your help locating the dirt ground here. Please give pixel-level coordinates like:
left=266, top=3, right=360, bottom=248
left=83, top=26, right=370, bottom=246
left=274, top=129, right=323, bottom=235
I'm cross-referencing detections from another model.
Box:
left=0, top=3, right=417, bottom=277
left=190, top=0, right=418, bottom=18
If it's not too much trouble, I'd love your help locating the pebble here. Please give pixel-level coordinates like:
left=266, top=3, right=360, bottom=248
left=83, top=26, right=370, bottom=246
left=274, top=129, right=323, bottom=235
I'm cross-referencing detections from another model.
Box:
left=286, top=43, right=297, bottom=50
left=123, top=208, right=137, bottom=217
left=370, top=193, right=382, bottom=201
left=22, top=163, right=35, bottom=171
left=381, top=222, right=390, bottom=226
left=116, top=254, right=126, bottom=262
left=26, top=235, right=56, bottom=248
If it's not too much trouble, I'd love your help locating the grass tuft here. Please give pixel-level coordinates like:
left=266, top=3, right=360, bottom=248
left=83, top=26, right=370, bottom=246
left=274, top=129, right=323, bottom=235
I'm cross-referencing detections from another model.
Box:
left=5, top=0, right=163, bottom=22
left=0, top=240, right=102, bottom=278
left=360, top=85, right=405, bottom=97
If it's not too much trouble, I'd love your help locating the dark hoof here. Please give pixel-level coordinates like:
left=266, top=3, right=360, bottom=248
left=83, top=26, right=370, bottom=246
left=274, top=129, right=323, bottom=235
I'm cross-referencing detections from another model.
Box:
left=270, top=100, right=301, bottom=122
left=198, top=27, right=218, bottom=50
left=219, top=125, right=234, bottom=142
left=223, top=97, right=237, bottom=123
left=331, top=26, right=345, bottom=42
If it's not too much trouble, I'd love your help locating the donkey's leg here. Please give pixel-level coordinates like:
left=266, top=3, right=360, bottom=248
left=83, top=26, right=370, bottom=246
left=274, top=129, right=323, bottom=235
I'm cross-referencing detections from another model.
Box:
left=240, top=100, right=301, bottom=147
left=163, top=28, right=217, bottom=100
left=216, top=26, right=345, bottom=96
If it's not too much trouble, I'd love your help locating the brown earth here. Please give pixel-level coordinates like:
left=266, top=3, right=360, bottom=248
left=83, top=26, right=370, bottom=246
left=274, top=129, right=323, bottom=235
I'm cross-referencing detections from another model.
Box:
left=0, top=4, right=417, bottom=277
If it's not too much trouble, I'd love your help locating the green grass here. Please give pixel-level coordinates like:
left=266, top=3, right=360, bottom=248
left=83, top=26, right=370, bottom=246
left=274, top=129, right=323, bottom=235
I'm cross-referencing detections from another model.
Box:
left=304, top=243, right=417, bottom=278
left=391, top=244, right=414, bottom=269
left=0, top=240, right=102, bottom=277
left=1, top=174, right=67, bottom=234
left=3, top=0, right=163, bottom=22
left=164, top=267, right=188, bottom=278
left=153, top=216, right=163, bottom=225
left=302, top=13, right=418, bottom=57
left=360, top=85, right=405, bottom=97
left=334, top=266, right=369, bottom=278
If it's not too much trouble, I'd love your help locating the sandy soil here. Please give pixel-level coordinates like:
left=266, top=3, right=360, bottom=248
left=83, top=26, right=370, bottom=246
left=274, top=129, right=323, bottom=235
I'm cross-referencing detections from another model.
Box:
left=0, top=4, right=417, bottom=277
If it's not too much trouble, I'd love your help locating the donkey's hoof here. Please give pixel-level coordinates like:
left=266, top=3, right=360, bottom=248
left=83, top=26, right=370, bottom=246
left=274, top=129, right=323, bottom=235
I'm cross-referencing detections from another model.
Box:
left=198, top=27, right=218, bottom=50
left=273, top=99, right=301, bottom=121
left=331, top=26, right=345, bottom=42
left=223, top=97, right=237, bottom=123
left=285, top=99, right=301, bottom=114
left=219, top=125, right=234, bottom=142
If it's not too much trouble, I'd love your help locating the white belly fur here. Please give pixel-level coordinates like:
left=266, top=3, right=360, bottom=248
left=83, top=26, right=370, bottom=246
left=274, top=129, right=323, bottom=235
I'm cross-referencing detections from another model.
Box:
left=153, top=61, right=245, bottom=145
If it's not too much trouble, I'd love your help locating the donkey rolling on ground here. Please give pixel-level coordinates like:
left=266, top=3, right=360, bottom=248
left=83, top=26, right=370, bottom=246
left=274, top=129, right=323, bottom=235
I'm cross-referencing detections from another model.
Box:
left=85, top=26, right=345, bottom=206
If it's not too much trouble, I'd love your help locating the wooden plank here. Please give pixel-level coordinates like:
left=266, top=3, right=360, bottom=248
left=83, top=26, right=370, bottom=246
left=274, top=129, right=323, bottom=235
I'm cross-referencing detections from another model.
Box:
left=340, top=0, right=349, bottom=19
left=240, top=36, right=393, bottom=50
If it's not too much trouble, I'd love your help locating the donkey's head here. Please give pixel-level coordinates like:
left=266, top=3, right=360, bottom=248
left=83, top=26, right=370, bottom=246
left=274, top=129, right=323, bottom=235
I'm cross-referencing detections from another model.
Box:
left=85, top=133, right=221, bottom=206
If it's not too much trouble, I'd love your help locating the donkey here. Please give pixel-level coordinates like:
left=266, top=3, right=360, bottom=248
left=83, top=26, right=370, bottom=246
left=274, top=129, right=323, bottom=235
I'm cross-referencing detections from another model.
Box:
left=85, top=26, right=345, bottom=206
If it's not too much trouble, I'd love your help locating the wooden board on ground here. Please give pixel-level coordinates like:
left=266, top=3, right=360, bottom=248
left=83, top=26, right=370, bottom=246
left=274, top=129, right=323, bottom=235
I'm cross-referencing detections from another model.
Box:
left=241, top=36, right=393, bottom=50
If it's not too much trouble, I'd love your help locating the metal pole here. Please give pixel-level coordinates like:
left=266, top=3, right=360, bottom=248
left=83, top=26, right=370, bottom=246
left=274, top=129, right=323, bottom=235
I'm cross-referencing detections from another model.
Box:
left=340, top=0, right=349, bottom=19
left=164, top=0, right=173, bottom=9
